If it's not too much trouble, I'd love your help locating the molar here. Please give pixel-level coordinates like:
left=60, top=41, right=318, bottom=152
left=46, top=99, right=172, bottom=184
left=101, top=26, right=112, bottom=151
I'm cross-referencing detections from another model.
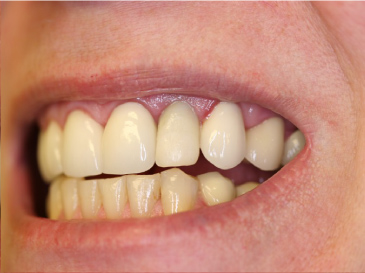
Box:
left=102, top=102, right=157, bottom=175
left=62, top=111, right=103, bottom=177
left=236, top=182, right=260, bottom=196
left=197, top=172, right=236, bottom=206
left=37, top=121, right=63, bottom=182
left=245, top=117, right=284, bottom=171
left=200, top=102, right=246, bottom=170
left=156, top=101, right=200, bottom=167
left=282, top=130, right=306, bottom=165
left=161, top=168, right=198, bottom=215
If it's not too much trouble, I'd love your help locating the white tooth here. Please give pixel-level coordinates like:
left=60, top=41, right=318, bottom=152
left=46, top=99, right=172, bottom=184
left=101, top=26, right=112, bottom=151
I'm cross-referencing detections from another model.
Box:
left=62, top=111, right=103, bottom=177
left=156, top=102, right=200, bottom=167
left=37, top=121, right=63, bottom=182
left=126, top=174, right=160, bottom=218
left=161, top=168, right=198, bottom=215
left=77, top=179, right=102, bottom=219
left=102, top=103, right=156, bottom=175
left=245, top=117, right=284, bottom=171
left=60, top=177, right=80, bottom=220
left=46, top=177, right=63, bottom=220
left=98, top=176, right=128, bottom=219
left=197, top=172, right=236, bottom=206
left=282, top=130, right=305, bottom=165
left=236, top=182, right=259, bottom=196
left=200, top=102, right=246, bottom=170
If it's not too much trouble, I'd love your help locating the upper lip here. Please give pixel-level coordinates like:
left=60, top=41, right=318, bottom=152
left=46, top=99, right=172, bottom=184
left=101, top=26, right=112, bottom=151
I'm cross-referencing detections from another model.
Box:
left=5, top=63, right=312, bottom=270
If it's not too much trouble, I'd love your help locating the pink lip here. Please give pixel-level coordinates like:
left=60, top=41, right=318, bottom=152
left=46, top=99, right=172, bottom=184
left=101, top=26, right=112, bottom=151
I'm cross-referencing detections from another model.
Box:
left=6, top=65, right=313, bottom=271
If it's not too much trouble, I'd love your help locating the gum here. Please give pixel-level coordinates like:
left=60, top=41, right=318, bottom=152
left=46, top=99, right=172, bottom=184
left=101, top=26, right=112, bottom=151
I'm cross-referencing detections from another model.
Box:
left=37, top=94, right=285, bottom=131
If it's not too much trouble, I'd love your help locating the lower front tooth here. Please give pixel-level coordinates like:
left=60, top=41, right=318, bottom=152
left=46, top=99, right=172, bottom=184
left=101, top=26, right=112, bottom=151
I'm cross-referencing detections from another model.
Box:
left=245, top=117, right=284, bottom=171
left=77, top=180, right=102, bottom=219
left=197, top=172, right=236, bottom=206
left=126, top=174, right=161, bottom=218
left=98, top=176, right=128, bottom=219
left=161, top=168, right=198, bottom=215
left=236, top=182, right=259, bottom=196
left=47, top=177, right=63, bottom=220
left=60, top=177, right=80, bottom=220
left=282, top=130, right=305, bottom=165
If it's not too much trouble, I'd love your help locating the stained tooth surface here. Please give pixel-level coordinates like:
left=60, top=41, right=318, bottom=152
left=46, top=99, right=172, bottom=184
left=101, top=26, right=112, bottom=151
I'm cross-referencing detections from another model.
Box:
left=156, top=101, right=200, bottom=167
left=200, top=102, right=246, bottom=170
left=37, top=121, right=63, bottom=182
left=197, top=172, right=236, bottom=206
left=236, top=182, right=259, bottom=196
left=245, top=117, right=284, bottom=171
left=102, top=102, right=156, bottom=175
left=62, top=111, right=103, bottom=177
left=77, top=179, right=102, bottom=219
left=98, top=176, right=128, bottom=219
left=161, top=168, right=198, bottom=215
left=60, top=177, right=80, bottom=220
left=126, top=174, right=161, bottom=218
left=282, top=130, right=305, bottom=165
left=47, top=177, right=63, bottom=220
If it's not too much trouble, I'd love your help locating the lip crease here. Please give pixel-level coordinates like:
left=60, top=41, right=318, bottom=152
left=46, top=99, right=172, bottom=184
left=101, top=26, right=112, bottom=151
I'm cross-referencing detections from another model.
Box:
left=6, top=65, right=312, bottom=271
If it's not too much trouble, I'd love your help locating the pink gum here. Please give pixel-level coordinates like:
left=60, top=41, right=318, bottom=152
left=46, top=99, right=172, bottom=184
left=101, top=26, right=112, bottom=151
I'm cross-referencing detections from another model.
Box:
left=38, top=93, right=291, bottom=132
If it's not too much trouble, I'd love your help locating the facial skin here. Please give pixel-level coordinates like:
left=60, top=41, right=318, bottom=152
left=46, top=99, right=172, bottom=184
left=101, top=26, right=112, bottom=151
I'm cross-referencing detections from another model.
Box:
left=1, top=2, right=365, bottom=271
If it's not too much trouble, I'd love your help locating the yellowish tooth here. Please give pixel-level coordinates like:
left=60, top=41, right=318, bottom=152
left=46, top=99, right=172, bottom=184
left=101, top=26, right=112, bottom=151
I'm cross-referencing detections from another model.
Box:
left=156, top=101, right=200, bottom=167
left=77, top=180, right=102, bottom=219
left=37, top=121, right=63, bottom=182
left=98, top=176, right=128, bottom=219
left=102, top=102, right=156, bottom=175
left=46, top=177, right=63, bottom=220
left=236, top=182, right=260, bottom=196
left=200, top=102, right=246, bottom=170
left=126, top=174, right=160, bottom=218
left=245, top=117, right=284, bottom=171
left=60, top=177, right=80, bottom=220
left=197, top=172, right=236, bottom=206
left=282, top=130, right=305, bottom=165
left=62, top=111, right=103, bottom=177
left=161, top=168, right=198, bottom=215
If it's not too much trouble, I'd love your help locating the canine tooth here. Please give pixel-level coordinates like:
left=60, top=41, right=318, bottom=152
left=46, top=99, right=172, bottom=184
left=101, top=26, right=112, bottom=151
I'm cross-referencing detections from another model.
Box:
left=63, top=111, right=103, bottom=177
left=37, top=121, right=63, bottom=182
left=156, top=102, right=200, bottom=167
left=236, top=182, right=259, bottom=196
left=126, top=174, right=160, bottom=218
left=77, top=180, right=101, bottom=219
left=102, top=103, right=156, bottom=175
left=282, top=130, right=305, bottom=165
left=98, top=176, right=128, bottom=219
left=46, top=177, right=63, bottom=220
left=200, top=102, right=246, bottom=169
left=60, top=177, right=80, bottom=220
left=161, top=168, right=198, bottom=215
left=197, top=172, right=236, bottom=206
left=245, top=117, right=284, bottom=171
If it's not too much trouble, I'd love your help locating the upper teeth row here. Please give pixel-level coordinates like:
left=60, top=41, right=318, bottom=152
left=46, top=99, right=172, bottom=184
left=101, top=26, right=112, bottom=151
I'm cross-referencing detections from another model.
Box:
left=38, top=101, right=305, bottom=182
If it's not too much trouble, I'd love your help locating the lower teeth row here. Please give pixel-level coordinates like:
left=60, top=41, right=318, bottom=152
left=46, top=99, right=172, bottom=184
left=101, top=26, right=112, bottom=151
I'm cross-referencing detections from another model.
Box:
left=47, top=168, right=259, bottom=220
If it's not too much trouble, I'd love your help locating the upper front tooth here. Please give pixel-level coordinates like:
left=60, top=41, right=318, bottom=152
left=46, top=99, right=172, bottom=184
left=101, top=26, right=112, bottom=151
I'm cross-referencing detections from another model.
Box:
left=37, top=121, right=63, bottom=182
left=77, top=179, right=102, bottom=219
left=126, top=174, right=161, bottom=218
left=282, top=130, right=305, bottom=165
left=161, top=168, right=198, bottom=215
left=197, top=172, right=236, bottom=206
left=102, top=103, right=156, bottom=175
left=62, top=111, right=103, bottom=177
left=245, top=117, right=284, bottom=171
left=156, top=101, right=200, bottom=167
left=200, top=102, right=246, bottom=170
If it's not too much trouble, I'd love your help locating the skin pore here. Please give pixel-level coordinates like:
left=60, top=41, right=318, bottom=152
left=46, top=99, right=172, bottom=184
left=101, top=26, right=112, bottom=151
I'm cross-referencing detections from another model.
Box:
left=2, top=2, right=365, bottom=271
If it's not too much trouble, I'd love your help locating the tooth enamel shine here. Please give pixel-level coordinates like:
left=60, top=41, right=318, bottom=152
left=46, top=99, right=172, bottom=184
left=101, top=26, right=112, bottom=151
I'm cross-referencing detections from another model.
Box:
left=102, top=103, right=156, bottom=175
left=282, top=130, right=305, bottom=165
left=200, top=102, right=246, bottom=170
left=156, top=101, right=200, bottom=167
